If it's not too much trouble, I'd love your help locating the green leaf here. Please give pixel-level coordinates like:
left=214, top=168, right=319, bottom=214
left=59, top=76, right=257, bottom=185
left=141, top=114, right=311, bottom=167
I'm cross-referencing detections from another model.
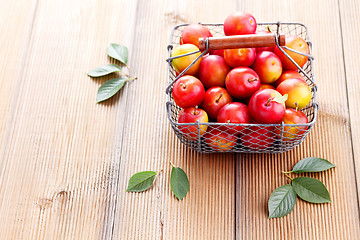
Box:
left=268, top=184, right=297, bottom=218
left=170, top=166, right=189, bottom=200
left=88, top=64, right=122, bottom=77
left=107, top=43, right=128, bottom=64
left=126, top=171, right=157, bottom=192
left=272, top=93, right=288, bottom=104
left=291, top=157, right=335, bottom=173
left=96, top=77, right=127, bottom=103
left=292, top=177, right=331, bottom=203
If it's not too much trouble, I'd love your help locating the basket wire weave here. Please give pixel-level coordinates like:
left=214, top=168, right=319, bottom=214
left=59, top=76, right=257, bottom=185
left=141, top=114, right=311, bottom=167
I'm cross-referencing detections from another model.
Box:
left=166, top=22, right=318, bottom=153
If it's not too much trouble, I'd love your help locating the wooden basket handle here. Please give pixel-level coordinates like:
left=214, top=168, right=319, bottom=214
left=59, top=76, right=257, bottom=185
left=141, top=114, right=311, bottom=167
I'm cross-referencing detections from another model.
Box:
left=198, top=34, right=286, bottom=51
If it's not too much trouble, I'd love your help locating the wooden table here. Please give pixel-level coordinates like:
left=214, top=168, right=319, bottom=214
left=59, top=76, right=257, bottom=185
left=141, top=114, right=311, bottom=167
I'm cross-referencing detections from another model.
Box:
left=1, top=0, right=359, bottom=239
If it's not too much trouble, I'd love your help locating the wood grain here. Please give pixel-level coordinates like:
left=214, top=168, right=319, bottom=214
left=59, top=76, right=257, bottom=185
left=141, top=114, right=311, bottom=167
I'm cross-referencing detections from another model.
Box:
left=236, top=0, right=360, bottom=239
left=339, top=0, right=360, bottom=209
left=0, top=0, right=138, bottom=239
left=111, top=0, right=237, bottom=239
left=0, top=0, right=359, bottom=239
left=0, top=0, right=38, bottom=174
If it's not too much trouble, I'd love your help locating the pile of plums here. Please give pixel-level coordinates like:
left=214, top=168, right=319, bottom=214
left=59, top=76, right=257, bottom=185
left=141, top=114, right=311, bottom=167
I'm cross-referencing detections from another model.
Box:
left=170, top=11, right=312, bottom=151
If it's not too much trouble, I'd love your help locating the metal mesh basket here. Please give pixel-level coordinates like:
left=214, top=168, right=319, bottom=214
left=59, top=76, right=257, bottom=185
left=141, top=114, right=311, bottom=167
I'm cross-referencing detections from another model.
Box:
left=166, top=22, right=318, bottom=153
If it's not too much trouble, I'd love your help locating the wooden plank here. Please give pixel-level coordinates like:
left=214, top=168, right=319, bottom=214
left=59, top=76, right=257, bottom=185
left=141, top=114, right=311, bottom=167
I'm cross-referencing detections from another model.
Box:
left=339, top=0, right=360, bottom=210
left=0, top=0, right=138, bottom=239
left=0, top=0, right=37, bottom=172
left=111, top=1, right=237, bottom=239
left=236, top=0, right=360, bottom=239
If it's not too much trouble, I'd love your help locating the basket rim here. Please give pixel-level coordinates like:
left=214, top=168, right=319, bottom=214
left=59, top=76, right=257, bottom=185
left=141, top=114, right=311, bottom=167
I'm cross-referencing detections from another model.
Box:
left=168, top=22, right=311, bottom=42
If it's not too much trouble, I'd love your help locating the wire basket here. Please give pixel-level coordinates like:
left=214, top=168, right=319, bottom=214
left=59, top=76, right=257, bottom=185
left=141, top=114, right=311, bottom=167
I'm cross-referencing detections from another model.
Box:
left=166, top=22, right=318, bottom=153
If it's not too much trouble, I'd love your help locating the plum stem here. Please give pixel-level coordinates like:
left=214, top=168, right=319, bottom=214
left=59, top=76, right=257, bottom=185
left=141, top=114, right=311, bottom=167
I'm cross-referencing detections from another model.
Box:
left=215, top=93, right=223, bottom=103
left=265, top=97, right=272, bottom=107
left=193, top=105, right=198, bottom=115
left=180, top=82, right=186, bottom=89
left=267, top=25, right=272, bottom=33
left=248, top=78, right=258, bottom=83
left=295, top=102, right=299, bottom=111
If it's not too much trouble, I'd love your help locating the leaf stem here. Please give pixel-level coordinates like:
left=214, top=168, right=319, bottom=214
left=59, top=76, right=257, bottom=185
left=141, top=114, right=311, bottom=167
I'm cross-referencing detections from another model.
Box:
left=170, top=161, right=176, bottom=168
left=282, top=171, right=292, bottom=174
left=156, top=169, right=163, bottom=175
left=126, top=76, right=138, bottom=82
left=282, top=172, right=294, bottom=181
left=118, top=70, right=131, bottom=78
left=126, top=64, right=131, bottom=74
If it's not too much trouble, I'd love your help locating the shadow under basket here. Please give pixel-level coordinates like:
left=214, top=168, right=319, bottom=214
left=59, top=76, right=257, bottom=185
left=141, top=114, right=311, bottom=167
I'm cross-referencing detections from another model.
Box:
left=166, top=22, right=318, bottom=153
